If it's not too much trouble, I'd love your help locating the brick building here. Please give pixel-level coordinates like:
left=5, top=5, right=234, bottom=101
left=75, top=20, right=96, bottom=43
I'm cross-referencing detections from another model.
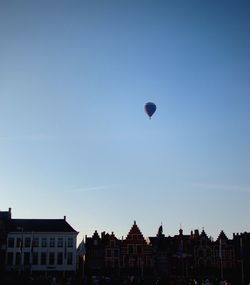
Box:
left=121, top=221, right=153, bottom=278
left=85, top=221, right=153, bottom=282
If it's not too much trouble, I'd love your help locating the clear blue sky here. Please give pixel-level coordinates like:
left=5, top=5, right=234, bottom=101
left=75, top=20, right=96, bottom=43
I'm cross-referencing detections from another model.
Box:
left=0, top=0, right=250, bottom=243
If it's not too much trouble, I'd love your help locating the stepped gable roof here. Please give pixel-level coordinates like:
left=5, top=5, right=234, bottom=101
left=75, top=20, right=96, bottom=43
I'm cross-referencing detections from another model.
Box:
left=124, top=221, right=147, bottom=244
left=9, top=219, right=77, bottom=233
left=92, top=230, right=100, bottom=239
left=85, top=231, right=102, bottom=247
left=109, top=232, right=118, bottom=240
left=105, top=232, right=122, bottom=247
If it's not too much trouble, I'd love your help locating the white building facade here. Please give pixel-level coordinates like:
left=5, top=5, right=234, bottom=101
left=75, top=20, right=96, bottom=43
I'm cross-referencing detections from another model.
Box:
left=6, top=217, right=78, bottom=276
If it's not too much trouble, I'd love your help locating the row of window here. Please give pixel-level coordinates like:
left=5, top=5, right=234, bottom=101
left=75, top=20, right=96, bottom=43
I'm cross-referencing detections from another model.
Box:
left=196, top=249, right=233, bottom=258
left=128, top=235, right=142, bottom=240
left=122, top=256, right=151, bottom=267
left=106, top=249, right=119, bottom=257
left=128, top=245, right=143, bottom=254
left=105, top=259, right=119, bottom=268
left=90, top=246, right=143, bottom=256
left=8, top=237, right=74, bottom=248
left=7, top=251, right=73, bottom=266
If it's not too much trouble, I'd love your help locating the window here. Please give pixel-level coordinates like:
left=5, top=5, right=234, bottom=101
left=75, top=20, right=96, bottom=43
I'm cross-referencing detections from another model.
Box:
left=106, top=260, right=112, bottom=267
left=50, top=238, right=55, bottom=248
left=24, top=252, right=30, bottom=265
left=58, top=238, right=63, bottom=248
left=67, top=252, right=73, bottom=265
left=8, top=238, right=14, bottom=248
left=33, top=238, right=39, bottom=247
left=137, top=245, right=142, bottom=254
left=206, top=249, right=211, bottom=256
left=49, top=252, right=55, bottom=265
left=128, top=245, right=133, bottom=254
left=16, top=238, right=22, bottom=248
left=15, top=252, right=21, bottom=265
left=41, top=252, right=47, bottom=265
left=67, top=237, right=73, bottom=248
left=107, top=249, right=111, bottom=257
left=41, top=238, right=47, bottom=247
left=114, top=250, right=118, bottom=257
left=199, top=249, right=204, bottom=257
left=114, top=259, right=119, bottom=267
left=32, top=252, right=38, bottom=265
left=57, top=252, right=63, bottom=265
left=25, top=237, right=31, bottom=248
left=7, top=252, right=13, bottom=265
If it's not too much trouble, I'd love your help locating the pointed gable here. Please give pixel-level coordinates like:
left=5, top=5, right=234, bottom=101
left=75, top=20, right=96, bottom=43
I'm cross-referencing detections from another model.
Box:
left=216, top=230, right=228, bottom=242
left=200, top=229, right=209, bottom=240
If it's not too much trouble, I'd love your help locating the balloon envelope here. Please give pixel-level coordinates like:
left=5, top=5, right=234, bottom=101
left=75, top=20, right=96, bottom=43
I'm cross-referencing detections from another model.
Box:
left=144, top=102, right=157, bottom=119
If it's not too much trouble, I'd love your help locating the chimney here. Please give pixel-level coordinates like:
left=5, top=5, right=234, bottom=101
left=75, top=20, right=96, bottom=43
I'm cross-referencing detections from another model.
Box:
left=64, top=216, right=66, bottom=221
left=8, top=207, right=12, bottom=218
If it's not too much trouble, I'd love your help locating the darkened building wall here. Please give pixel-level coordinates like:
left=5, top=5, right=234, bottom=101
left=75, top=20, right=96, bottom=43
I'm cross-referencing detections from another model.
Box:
left=0, top=208, right=12, bottom=277
left=149, top=225, right=169, bottom=278
left=84, top=231, right=105, bottom=276
left=167, top=229, right=195, bottom=280
left=103, top=232, right=121, bottom=277
left=233, top=232, right=250, bottom=283
left=84, top=225, right=249, bottom=283
left=193, top=229, right=214, bottom=278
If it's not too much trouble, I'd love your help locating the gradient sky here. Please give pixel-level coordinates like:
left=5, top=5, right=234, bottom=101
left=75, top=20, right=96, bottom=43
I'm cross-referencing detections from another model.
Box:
left=0, top=0, right=250, bottom=243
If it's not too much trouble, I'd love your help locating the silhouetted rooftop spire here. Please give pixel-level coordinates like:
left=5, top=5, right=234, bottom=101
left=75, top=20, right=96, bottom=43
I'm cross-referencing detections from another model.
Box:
left=157, top=224, right=163, bottom=237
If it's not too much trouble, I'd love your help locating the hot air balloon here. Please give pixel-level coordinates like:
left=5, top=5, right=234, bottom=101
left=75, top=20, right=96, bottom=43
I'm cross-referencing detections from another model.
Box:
left=144, top=102, right=157, bottom=119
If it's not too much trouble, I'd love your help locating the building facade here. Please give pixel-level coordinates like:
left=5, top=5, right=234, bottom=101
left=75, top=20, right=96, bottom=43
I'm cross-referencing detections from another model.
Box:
left=121, top=221, right=153, bottom=278
left=5, top=216, right=78, bottom=278
left=84, top=225, right=249, bottom=283
left=0, top=208, right=12, bottom=277
left=85, top=221, right=153, bottom=283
